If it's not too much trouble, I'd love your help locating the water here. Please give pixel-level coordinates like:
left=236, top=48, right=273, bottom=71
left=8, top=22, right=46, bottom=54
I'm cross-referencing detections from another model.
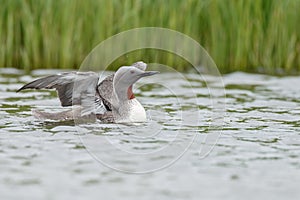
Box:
left=1, top=68, right=300, bottom=200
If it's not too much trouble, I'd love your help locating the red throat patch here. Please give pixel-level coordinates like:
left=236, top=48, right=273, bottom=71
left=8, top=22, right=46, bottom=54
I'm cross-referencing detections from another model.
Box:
left=127, top=85, right=135, bottom=100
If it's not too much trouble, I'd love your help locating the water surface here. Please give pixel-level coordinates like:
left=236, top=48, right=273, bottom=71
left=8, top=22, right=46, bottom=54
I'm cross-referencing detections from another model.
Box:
left=0, top=69, right=300, bottom=200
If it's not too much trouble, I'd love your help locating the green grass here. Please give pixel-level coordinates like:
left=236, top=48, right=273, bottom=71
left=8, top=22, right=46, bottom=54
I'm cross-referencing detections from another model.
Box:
left=0, top=0, right=299, bottom=74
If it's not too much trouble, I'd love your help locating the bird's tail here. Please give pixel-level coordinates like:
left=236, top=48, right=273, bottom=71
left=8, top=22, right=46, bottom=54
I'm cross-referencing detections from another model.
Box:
left=32, top=109, right=75, bottom=121
left=32, top=106, right=97, bottom=122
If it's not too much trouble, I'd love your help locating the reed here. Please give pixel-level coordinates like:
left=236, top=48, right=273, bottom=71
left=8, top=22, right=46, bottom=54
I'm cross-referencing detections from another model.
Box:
left=0, top=0, right=299, bottom=74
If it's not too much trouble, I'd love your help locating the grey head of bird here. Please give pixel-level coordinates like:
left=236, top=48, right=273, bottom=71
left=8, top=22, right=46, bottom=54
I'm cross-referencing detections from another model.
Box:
left=112, top=65, right=159, bottom=102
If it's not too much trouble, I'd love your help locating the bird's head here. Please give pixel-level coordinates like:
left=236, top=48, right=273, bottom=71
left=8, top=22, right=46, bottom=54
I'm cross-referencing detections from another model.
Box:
left=113, top=62, right=159, bottom=101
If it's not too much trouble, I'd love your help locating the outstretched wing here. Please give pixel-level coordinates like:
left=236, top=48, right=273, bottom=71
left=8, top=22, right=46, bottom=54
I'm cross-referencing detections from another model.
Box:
left=17, top=71, right=100, bottom=107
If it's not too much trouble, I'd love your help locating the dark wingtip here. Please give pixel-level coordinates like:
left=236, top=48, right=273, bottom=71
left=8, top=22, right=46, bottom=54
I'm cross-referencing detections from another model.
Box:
left=16, top=83, right=33, bottom=93
left=16, top=86, right=25, bottom=93
left=16, top=75, right=56, bottom=93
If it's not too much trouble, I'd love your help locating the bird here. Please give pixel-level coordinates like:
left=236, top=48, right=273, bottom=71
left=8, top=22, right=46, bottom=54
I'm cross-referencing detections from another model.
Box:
left=17, top=61, right=159, bottom=123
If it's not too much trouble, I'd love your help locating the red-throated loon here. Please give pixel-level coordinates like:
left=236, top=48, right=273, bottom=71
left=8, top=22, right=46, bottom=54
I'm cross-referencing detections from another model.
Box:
left=17, top=62, right=159, bottom=123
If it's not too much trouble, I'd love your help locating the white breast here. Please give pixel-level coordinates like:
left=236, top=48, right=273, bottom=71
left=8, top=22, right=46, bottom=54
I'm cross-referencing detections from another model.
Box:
left=115, top=99, right=146, bottom=123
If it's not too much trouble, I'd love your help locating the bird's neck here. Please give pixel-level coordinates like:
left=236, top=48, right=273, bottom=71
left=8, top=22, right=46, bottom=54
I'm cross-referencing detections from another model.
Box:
left=127, top=85, right=135, bottom=100
left=113, top=84, right=135, bottom=106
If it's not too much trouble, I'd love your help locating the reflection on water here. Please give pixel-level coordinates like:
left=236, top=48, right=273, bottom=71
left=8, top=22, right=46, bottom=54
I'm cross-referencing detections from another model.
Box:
left=1, top=69, right=300, bottom=199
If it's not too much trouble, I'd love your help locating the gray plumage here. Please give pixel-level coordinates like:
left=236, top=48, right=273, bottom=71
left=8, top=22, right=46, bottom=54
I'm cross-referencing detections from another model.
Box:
left=17, top=71, right=112, bottom=118
left=97, top=74, right=114, bottom=111
left=17, top=72, right=100, bottom=107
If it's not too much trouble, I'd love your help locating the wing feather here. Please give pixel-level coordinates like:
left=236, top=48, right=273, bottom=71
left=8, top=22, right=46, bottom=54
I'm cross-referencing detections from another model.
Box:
left=17, top=72, right=99, bottom=107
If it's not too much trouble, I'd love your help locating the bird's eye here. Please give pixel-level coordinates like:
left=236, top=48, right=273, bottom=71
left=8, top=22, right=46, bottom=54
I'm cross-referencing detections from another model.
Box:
left=130, top=70, right=135, bottom=74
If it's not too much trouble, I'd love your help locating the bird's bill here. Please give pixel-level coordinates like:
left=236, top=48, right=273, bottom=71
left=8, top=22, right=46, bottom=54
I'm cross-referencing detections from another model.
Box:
left=138, top=71, right=159, bottom=77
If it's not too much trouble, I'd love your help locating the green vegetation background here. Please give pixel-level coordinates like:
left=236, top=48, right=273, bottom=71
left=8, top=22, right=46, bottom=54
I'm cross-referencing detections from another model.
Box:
left=0, top=0, right=299, bottom=74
